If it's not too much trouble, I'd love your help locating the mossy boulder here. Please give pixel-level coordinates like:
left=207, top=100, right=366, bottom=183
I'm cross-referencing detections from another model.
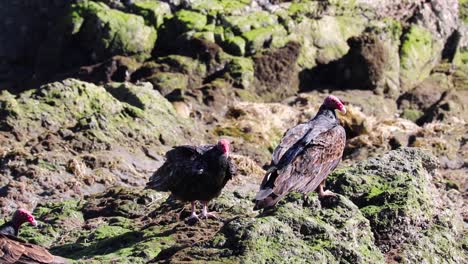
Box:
left=329, top=148, right=466, bottom=262
left=173, top=10, right=207, bottom=32
left=399, top=25, right=443, bottom=91
left=70, top=1, right=157, bottom=61
left=0, top=78, right=203, bottom=213
left=130, top=0, right=172, bottom=28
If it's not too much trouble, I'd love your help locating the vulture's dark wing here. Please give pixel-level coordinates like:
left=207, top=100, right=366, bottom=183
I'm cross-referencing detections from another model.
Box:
left=256, top=125, right=345, bottom=207
left=271, top=122, right=310, bottom=165
left=272, top=117, right=336, bottom=168
left=147, top=145, right=214, bottom=191
left=0, top=234, right=69, bottom=264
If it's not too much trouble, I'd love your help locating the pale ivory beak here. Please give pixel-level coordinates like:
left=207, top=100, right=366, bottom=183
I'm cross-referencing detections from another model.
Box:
left=339, top=106, right=347, bottom=115
left=31, top=220, right=38, bottom=226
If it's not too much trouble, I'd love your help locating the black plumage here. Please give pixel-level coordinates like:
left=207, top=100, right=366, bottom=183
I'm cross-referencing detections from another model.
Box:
left=147, top=139, right=236, bottom=221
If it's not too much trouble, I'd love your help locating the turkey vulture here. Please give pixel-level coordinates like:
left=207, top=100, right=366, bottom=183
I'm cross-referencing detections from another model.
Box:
left=0, top=209, right=37, bottom=237
left=254, top=95, right=347, bottom=210
left=0, top=234, right=70, bottom=264
left=0, top=209, right=70, bottom=263
left=147, top=139, right=236, bottom=221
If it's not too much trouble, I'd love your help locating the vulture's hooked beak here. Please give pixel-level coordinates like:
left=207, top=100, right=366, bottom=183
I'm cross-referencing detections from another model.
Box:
left=31, top=220, right=38, bottom=227
left=339, top=106, right=347, bottom=115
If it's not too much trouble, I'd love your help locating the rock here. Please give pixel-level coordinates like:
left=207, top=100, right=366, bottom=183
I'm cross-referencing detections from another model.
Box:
left=253, top=42, right=301, bottom=101
left=411, top=0, right=459, bottom=43
left=399, top=25, right=444, bottom=91
left=130, top=0, right=172, bottom=28
left=71, top=1, right=157, bottom=62
left=173, top=9, right=207, bottom=32
left=0, top=78, right=203, bottom=213
left=13, top=148, right=465, bottom=263
left=328, top=148, right=465, bottom=262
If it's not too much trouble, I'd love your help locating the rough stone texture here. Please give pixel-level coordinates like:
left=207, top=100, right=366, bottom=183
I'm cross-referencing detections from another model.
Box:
left=9, top=149, right=464, bottom=263
left=329, top=148, right=465, bottom=262
left=0, top=78, right=203, bottom=214
left=72, top=1, right=157, bottom=62
left=253, top=42, right=301, bottom=101
left=399, top=25, right=443, bottom=91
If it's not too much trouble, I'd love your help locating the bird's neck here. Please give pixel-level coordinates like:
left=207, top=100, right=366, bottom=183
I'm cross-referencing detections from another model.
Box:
left=314, top=107, right=338, bottom=122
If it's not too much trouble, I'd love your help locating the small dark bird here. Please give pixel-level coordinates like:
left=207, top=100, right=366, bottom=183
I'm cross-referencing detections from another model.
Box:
left=254, top=95, right=347, bottom=210
left=0, top=209, right=70, bottom=264
left=0, top=209, right=37, bottom=236
left=147, top=139, right=236, bottom=221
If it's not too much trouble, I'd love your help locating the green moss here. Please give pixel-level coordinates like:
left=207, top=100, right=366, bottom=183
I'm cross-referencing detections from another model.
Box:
left=460, top=0, right=468, bottom=23
left=130, top=0, right=172, bottom=28
left=71, top=1, right=157, bottom=61
left=223, top=36, right=246, bottom=56
left=225, top=56, right=254, bottom=89
left=190, top=0, right=251, bottom=14
left=147, top=72, right=189, bottom=96
left=242, top=25, right=288, bottom=55
left=329, top=148, right=441, bottom=253
left=173, top=10, right=207, bottom=32
left=401, top=108, right=424, bottom=122
left=214, top=125, right=254, bottom=141
left=400, top=25, right=442, bottom=90
left=193, top=31, right=216, bottom=42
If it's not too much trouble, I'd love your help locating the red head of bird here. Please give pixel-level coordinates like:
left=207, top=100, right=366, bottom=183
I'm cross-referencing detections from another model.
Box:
left=217, top=139, right=230, bottom=156
left=12, top=208, right=37, bottom=228
left=323, top=95, right=346, bottom=114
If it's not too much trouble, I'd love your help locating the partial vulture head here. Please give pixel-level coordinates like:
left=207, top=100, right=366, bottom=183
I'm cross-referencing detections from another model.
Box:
left=323, top=95, right=346, bottom=114
left=217, top=139, right=230, bottom=156
left=12, top=208, right=37, bottom=227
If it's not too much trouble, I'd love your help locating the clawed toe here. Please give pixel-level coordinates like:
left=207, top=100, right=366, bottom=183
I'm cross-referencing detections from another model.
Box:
left=185, top=213, right=200, bottom=224
left=200, top=212, right=219, bottom=220
left=319, top=190, right=336, bottom=198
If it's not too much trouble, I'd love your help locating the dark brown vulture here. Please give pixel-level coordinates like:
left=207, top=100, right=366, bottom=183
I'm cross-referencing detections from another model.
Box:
left=0, top=209, right=37, bottom=237
left=146, top=139, right=236, bottom=221
left=254, top=95, right=347, bottom=210
left=0, top=209, right=70, bottom=264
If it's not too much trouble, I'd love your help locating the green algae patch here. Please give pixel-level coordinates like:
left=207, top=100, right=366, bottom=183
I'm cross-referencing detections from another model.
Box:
left=399, top=25, right=442, bottom=91
left=328, top=148, right=466, bottom=261
left=130, top=0, right=172, bottom=28
left=173, top=10, right=207, bottom=32
left=71, top=1, right=156, bottom=61
left=0, top=78, right=197, bottom=146
left=215, top=193, right=384, bottom=263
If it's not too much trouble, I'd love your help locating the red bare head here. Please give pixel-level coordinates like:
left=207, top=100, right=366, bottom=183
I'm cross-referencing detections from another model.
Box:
left=323, top=95, right=346, bottom=114
left=12, top=208, right=37, bottom=227
left=217, top=139, right=230, bottom=155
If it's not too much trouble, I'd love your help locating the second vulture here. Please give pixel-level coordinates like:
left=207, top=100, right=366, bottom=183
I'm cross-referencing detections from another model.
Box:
left=254, top=95, right=347, bottom=210
left=147, top=139, right=236, bottom=221
left=0, top=209, right=70, bottom=264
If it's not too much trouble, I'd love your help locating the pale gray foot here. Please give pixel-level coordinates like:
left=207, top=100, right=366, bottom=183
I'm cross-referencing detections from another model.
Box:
left=200, top=201, right=219, bottom=220
left=185, top=201, right=200, bottom=222
left=317, top=183, right=336, bottom=198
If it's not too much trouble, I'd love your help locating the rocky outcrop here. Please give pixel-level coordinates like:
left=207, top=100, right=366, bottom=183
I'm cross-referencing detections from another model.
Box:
left=0, top=78, right=203, bottom=214
left=11, top=149, right=465, bottom=263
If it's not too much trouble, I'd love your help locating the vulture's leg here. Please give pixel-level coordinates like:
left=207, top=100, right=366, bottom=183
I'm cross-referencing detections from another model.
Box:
left=200, top=201, right=218, bottom=219
left=186, top=201, right=199, bottom=222
left=317, top=181, right=336, bottom=198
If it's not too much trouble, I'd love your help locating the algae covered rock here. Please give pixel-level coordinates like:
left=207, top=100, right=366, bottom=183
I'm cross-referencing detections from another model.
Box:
left=329, top=148, right=466, bottom=262
left=399, top=25, right=443, bottom=91
left=70, top=1, right=157, bottom=61
left=0, top=78, right=203, bottom=213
